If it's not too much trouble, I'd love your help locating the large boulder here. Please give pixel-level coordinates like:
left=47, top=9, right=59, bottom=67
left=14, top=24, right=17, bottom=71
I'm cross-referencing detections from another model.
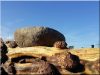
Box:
left=47, top=52, right=85, bottom=73
left=14, top=26, right=66, bottom=48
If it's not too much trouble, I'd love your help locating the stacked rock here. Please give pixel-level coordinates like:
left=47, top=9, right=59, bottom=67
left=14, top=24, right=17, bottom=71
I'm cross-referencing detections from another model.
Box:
left=2, top=26, right=85, bottom=75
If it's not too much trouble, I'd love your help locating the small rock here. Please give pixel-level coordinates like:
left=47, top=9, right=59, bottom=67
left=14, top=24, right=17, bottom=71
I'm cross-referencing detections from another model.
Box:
left=6, top=40, right=17, bottom=48
left=53, top=41, right=68, bottom=49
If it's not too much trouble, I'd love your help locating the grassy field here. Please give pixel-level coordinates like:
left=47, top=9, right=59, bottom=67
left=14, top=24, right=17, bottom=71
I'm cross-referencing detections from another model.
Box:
left=70, top=48, right=99, bottom=61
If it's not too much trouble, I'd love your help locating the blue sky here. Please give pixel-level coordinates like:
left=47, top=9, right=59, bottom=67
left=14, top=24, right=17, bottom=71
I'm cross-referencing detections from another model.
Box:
left=1, top=1, right=99, bottom=48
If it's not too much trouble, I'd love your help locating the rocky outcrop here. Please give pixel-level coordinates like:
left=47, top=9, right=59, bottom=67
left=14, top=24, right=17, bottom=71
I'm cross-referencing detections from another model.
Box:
left=47, top=52, right=84, bottom=73
left=5, top=60, right=60, bottom=75
left=3, top=26, right=99, bottom=75
left=0, top=38, right=8, bottom=64
left=3, top=46, right=85, bottom=75
left=0, top=38, right=9, bottom=75
left=14, top=26, right=66, bottom=48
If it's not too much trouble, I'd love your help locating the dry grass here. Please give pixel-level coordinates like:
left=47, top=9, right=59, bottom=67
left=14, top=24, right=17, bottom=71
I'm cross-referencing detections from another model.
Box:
left=70, top=48, right=99, bottom=61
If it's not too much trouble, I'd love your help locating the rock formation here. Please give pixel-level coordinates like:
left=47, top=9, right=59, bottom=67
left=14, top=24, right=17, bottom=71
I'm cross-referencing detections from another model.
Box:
left=2, top=26, right=97, bottom=75
left=6, top=60, right=61, bottom=75
left=6, top=40, right=17, bottom=48
left=14, top=26, right=67, bottom=48
left=0, top=38, right=8, bottom=64
left=3, top=46, right=85, bottom=75
left=0, top=38, right=8, bottom=75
